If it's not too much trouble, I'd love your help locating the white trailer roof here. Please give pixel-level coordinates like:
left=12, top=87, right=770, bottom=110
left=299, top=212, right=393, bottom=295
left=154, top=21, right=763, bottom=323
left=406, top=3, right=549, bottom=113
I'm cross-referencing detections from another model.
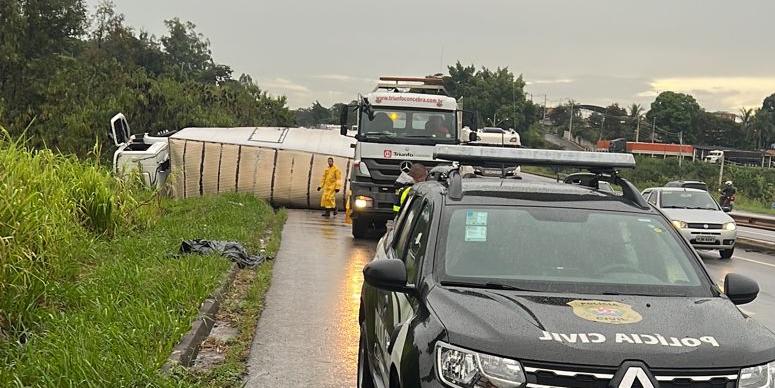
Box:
left=171, top=126, right=356, bottom=158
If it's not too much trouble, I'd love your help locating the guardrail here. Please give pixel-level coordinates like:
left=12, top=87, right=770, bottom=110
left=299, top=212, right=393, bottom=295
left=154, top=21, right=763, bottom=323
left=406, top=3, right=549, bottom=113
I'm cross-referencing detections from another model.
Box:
left=731, top=213, right=775, bottom=231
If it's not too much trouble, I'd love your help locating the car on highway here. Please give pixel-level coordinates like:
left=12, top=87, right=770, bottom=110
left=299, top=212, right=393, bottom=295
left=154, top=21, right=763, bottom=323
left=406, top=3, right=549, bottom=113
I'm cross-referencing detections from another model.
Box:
left=641, top=187, right=737, bottom=259
left=358, top=146, right=770, bottom=388
left=471, top=127, right=521, bottom=147
left=664, top=180, right=709, bottom=191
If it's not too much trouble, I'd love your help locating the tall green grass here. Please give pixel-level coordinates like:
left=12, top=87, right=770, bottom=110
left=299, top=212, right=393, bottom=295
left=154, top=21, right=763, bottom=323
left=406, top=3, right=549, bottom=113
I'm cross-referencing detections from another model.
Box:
left=0, top=131, right=157, bottom=339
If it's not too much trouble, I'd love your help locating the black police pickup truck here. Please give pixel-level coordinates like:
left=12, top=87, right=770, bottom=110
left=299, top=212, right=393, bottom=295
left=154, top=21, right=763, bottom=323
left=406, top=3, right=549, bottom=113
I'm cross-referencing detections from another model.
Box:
left=358, top=145, right=775, bottom=388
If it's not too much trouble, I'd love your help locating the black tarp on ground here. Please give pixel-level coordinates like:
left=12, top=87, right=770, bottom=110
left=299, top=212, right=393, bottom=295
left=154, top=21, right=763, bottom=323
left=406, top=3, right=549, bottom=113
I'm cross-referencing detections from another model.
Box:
left=179, top=240, right=272, bottom=268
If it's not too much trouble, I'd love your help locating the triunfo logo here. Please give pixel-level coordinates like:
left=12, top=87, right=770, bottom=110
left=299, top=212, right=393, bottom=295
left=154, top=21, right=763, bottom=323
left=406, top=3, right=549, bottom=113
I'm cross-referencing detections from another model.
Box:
left=393, top=151, right=415, bottom=158
left=374, top=95, right=444, bottom=107
left=383, top=149, right=393, bottom=159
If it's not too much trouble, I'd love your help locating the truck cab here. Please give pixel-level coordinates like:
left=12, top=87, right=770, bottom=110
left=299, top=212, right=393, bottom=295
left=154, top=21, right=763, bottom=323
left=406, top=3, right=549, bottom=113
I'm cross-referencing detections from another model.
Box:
left=704, top=150, right=724, bottom=163
left=341, top=76, right=471, bottom=238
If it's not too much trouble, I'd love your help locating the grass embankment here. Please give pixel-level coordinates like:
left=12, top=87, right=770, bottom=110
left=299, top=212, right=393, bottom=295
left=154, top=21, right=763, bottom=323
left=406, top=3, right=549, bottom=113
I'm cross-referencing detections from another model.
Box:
left=0, top=134, right=285, bottom=386
left=523, top=156, right=775, bottom=214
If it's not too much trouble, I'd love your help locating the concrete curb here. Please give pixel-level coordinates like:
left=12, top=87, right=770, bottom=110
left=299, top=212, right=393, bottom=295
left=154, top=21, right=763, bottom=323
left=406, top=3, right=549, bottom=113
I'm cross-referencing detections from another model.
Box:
left=163, top=263, right=239, bottom=371
left=738, top=237, right=775, bottom=253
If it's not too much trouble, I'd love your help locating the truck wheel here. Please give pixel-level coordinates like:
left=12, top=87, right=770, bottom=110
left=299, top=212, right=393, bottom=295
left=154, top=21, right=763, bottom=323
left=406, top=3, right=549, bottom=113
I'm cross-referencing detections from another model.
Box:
left=352, top=217, right=369, bottom=239
left=720, top=248, right=734, bottom=260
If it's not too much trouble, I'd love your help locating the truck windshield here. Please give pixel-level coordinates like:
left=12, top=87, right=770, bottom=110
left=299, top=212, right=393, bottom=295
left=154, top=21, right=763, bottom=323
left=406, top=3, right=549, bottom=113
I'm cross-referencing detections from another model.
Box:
left=439, top=207, right=712, bottom=297
left=360, top=108, right=456, bottom=144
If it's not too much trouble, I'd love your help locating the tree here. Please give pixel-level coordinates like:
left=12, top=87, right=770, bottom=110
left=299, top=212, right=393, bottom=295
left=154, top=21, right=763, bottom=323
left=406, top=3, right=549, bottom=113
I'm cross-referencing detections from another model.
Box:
left=443, top=62, right=536, bottom=132
left=754, top=93, right=775, bottom=149
left=738, top=107, right=755, bottom=149
left=160, top=18, right=231, bottom=83
left=646, top=91, right=701, bottom=143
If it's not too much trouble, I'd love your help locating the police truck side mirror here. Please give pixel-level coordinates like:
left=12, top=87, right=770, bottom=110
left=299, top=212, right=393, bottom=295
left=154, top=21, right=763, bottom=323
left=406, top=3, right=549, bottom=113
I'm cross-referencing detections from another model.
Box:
left=724, top=273, right=759, bottom=305
left=469, top=131, right=478, bottom=142
left=340, top=106, right=349, bottom=136
left=363, top=260, right=415, bottom=294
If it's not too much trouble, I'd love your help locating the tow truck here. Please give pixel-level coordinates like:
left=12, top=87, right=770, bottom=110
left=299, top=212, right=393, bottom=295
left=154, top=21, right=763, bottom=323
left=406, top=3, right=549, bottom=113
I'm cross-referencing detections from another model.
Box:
left=340, top=76, right=475, bottom=238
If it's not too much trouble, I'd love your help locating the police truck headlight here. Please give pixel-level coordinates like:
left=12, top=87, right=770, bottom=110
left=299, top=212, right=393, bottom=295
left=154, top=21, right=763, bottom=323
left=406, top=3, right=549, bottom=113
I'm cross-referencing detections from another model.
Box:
left=739, top=361, right=775, bottom=387
left=436, top=342, right=525, bottom=388
left=723, top=222, right=736, bottom=231
left=671, top=220, right=688, bottom=229
left=354, top=196, right=373, bottom=209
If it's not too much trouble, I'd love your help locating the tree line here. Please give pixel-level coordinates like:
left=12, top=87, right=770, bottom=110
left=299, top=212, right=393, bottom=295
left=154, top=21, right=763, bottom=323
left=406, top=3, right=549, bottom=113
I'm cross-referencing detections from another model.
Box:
left=0, top=0, right=295, bottom=157
left=547, top=92, right=775, bottom=150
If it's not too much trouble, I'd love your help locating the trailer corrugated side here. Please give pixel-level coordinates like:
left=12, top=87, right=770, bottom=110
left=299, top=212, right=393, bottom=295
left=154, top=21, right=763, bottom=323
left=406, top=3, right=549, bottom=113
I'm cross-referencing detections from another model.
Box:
left=168, top=127, right=356, bottom=209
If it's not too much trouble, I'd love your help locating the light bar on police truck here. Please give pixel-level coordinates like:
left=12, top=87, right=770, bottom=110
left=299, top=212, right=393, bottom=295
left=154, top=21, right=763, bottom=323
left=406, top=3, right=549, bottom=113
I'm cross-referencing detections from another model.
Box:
left=434, top=145, right=636, bottom=170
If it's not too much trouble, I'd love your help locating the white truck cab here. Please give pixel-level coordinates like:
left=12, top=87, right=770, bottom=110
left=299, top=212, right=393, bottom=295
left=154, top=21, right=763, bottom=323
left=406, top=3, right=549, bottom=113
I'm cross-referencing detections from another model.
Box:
left=704, top=150, right=724, bottom=163
left=340, top=76, right=474, bottom=238
left=110, top=113, right=170, bottom=189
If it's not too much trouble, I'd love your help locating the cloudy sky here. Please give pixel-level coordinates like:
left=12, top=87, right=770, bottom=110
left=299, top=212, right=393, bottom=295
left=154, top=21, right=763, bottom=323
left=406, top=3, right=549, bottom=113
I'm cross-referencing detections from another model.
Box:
left=87, top=0, right=775, bottom=111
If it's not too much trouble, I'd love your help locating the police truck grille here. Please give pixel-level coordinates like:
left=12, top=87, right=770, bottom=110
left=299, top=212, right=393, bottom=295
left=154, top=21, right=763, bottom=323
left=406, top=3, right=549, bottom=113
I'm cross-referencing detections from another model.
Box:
left=523, top=362, right=738, bottom=388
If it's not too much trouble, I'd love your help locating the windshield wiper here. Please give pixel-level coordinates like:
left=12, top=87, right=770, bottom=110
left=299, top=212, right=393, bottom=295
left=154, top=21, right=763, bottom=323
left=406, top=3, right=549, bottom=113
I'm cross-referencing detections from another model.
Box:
left=441, top=280, right=536, bottom=292
left=661, top=206, right=687, bottom=209
left=361, top=134, right=400, bottom=143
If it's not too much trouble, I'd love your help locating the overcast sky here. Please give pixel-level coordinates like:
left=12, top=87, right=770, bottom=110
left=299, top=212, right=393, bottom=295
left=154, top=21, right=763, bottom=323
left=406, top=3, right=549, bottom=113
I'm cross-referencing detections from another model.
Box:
left=86, top=0, right=775, bottom=111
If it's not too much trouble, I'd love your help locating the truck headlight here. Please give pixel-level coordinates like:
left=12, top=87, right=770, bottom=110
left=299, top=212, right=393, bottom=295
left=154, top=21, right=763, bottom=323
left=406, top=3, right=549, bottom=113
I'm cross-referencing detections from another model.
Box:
left=509, top=137, right=517, bottom=142
left=724, top=222, right=736, bottom=231
left=739, top=361, right=775, bottom=387
left=436, top=342, right=525, bottom=388
left=354, top=161, right=371, bottom=177
left=671, top=220, right=688, bottom=229
left=354, top=195, right=373, bottom=209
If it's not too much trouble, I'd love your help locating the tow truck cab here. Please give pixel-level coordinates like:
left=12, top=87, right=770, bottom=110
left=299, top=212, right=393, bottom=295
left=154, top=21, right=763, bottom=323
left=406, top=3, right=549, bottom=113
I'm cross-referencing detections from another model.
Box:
left=341, top=76, right=474, bottom=238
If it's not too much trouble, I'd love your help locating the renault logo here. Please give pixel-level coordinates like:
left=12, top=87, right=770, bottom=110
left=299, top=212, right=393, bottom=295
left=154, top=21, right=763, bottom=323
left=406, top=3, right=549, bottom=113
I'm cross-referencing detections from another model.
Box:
left=400, top=161, right=413, bottom=173
left=610, top=362, right=658, bottom=388
left=617, top=367, right=655, bottom=388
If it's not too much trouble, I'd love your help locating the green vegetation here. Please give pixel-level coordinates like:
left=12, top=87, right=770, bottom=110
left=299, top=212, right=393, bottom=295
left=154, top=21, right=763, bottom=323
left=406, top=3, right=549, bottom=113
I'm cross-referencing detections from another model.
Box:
left=0, top=0, right=294, bottom=158
left=0, top=134, right=285, bottom=386
left=546, top=92, right=775, bottom=150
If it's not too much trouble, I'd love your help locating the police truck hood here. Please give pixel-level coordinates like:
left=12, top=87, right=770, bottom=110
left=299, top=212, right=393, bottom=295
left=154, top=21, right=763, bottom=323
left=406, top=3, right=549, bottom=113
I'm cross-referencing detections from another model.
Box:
left=428, top=286, right=775, bottom=369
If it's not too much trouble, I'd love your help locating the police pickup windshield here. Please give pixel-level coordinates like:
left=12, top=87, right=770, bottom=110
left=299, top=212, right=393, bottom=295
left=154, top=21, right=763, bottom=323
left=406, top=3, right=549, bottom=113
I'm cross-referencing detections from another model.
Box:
left=441, top=207, right=709, bottom=296
left=359, top=108, right=457, bottom=144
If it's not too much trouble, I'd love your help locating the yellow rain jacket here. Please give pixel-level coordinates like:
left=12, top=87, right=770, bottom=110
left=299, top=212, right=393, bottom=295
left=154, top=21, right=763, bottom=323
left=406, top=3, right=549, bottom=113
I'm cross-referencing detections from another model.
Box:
left=319, top=165, right=342, bottom=209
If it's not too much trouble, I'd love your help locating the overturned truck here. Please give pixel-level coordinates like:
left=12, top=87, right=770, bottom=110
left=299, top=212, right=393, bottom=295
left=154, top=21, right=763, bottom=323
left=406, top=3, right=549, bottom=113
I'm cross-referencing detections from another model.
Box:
left=111, top=113, right=356, bottom=209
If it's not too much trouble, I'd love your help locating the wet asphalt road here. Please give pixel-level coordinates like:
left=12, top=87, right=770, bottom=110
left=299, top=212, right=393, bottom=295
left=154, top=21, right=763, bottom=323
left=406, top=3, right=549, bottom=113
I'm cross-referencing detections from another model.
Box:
left=246, top=210, right=376, bottom=387
left=245, top=203, right=775, bottom=387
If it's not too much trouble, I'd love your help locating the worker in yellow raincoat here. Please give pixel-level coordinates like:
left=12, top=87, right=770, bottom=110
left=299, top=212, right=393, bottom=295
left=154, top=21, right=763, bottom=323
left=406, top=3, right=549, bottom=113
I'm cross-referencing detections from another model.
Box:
left=317, top=157, right=342, bottom=217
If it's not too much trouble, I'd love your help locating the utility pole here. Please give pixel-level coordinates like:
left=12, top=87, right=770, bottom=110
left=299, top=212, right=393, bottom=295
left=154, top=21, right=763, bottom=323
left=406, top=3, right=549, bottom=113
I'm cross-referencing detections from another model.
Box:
left=543, top=95, right=548, bottom=122
left=599, top=116, right=606, bottom=142
left=568, top=101, right=574, bottom=140
left=718, top=152, right=725, bottom=188
left=651, top=116, right=656, bottom=142
left=679, top=131, right=683, bottom=168
left=635, top=116, right=641, bottom=142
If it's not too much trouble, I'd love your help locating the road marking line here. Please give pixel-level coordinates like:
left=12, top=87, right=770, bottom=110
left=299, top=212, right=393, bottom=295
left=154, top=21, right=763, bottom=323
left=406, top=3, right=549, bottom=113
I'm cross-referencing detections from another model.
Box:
left=740, top=229, right=775, bottom=238
left=736, top=257, right=775, bottom=268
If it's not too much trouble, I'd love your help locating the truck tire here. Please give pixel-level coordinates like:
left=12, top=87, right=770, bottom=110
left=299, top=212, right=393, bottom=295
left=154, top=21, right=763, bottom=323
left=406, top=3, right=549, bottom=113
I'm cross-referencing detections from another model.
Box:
left=720, top=248, right=734, bottom=260
left=352, top=217, right=369, bottom=239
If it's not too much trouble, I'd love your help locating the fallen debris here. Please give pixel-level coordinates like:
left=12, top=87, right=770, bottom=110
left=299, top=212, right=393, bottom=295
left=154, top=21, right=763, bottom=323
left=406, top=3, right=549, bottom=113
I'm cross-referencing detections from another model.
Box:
left=179, top=240, right=273, bottom=268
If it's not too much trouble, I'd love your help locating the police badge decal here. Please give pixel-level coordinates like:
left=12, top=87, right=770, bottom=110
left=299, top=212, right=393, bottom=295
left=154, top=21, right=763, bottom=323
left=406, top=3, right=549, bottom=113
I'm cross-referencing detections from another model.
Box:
left=567, top=300, right=643, bottom=324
